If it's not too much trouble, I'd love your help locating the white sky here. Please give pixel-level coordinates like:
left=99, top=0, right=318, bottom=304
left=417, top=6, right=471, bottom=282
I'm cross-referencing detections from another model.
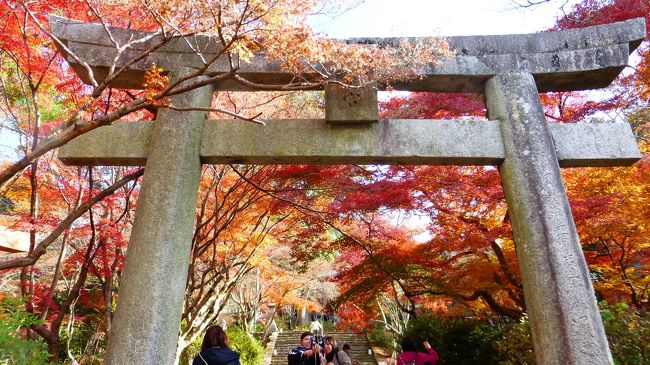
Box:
left=310, top=0, right=583, bottom=103
left=310, top=0, right=581, bottom=38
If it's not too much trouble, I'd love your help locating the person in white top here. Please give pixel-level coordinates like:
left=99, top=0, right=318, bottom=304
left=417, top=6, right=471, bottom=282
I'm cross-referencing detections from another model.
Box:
left=310, top=318, right=323, bottom=337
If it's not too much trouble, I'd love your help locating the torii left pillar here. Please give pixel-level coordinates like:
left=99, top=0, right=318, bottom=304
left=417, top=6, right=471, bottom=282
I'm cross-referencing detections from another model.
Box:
left=104, top=70, right=212, bottom=364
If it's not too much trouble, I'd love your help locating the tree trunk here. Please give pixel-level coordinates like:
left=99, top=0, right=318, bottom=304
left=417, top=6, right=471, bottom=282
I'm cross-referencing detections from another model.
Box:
left=32, top=324, right=61, bottom=363
left=173, top=337, right=189, bottom=365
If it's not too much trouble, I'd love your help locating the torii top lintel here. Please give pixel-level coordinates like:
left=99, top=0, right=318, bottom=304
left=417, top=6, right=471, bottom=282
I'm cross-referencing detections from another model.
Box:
left=49, top=16, right=645, bottom=93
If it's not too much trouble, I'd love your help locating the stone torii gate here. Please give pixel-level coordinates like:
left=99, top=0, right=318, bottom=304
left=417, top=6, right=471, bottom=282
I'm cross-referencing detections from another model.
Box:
left=51, top=16, right=644, bottom=365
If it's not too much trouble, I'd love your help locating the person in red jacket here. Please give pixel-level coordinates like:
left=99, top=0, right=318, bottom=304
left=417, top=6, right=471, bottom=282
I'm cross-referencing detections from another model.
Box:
left=396, top=336, right=439, bottom=365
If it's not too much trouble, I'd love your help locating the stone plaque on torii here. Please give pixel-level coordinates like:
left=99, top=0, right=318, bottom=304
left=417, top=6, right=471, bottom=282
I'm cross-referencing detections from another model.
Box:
left=51, top=16, right=644, bottom=365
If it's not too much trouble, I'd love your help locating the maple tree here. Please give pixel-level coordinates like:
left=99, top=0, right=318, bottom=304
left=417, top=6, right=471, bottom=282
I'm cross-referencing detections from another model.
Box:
left=549, top=0, right=650, bottom=309
left=177, top=164, right=300, bottom=361
left=329, top=166, right=524, bottom=327
left=0, top=33, right=145, bottom=355
left=329, top=0, right=650, bottom=333
left=380, top=93, right=485, bottom=120
left=0, top=164, right=141, bottom=362
left=565, top=162, right=649, bottom=308
left=226, top=160, right=524, bottom=330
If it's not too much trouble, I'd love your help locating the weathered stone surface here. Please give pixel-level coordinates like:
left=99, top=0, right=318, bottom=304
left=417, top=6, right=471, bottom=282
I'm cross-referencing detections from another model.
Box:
left=396, top=43, right=631, bottom=92
left=351, top=18, right=644, bottom=55
left=58, top=121, right=152, bottom=166
left=202, top=119, right=502, bottom=164
left=49, top=16, right=644, bottom=92
left=49, top=16, right=220, bottom=53
left=552, top=122, right=641, bottom=167
left=103, top=71, right=212, bottom=365
left=485, top=72, right=613, bottom=365
left=58, top=119, right=641, bottom=166
left=325, top=84, right=378, bottom=124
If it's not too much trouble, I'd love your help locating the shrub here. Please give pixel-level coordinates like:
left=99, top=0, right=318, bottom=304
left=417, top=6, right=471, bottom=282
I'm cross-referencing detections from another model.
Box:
left=368, top=324, right=398, bottom=354
left=399, top=305, right=649, bottom=365
left=402, top=315, right=536, bottom=365
left=491, top=317, right=535, bottom=365
left=59, top=320, right=106, bottom=365
left=0, top=296, right=49, bottom=365
left=181, top=326, right=265, bottom=365
left=600, top=301, right=650, bottom=365
left=227, top=326, right=265, bottom=365
left=403, top=316, right=500, bottom=365
left=181, top=335, right=203, bottom=365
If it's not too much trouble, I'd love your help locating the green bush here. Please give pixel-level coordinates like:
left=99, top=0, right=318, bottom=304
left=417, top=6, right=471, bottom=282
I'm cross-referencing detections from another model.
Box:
left=491, top=317, right=535, bottom=365
left=368, top=325, right=398, bottom=354
left=59, top=319, right=106, bottom=365
left=182, top=326, right=266, bottom=365
left=403, top=316, right=500, bottom=365
left=0, top=296, right=49, bottom=365
left=402, top=315, right=536, bottom=365
left=397, top=304, right=649, bottom=365
left=600, top=302, right=650, bottom=365
left=273, top=315, right=290, bottom=331
left=322, top=320, right=337, bottom=333
left=181, top=335, right=203, bottom=365
left=227, top=326, right=265, bottom=365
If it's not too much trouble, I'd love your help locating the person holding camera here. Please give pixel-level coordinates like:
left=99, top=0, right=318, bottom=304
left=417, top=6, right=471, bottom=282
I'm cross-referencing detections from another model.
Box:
left=288, top=332, right=323, bottom=365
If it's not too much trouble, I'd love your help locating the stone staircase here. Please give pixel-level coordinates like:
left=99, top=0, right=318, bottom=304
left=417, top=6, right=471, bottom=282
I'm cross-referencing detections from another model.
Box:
left=269, top=331, right=377, bottom=365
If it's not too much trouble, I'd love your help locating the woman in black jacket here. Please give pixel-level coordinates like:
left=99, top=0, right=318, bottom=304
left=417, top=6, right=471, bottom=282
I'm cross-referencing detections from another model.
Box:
left=193, top=325, right=241, bottom=365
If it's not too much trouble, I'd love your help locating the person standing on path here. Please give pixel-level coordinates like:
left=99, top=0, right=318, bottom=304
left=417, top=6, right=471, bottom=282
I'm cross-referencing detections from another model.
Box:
left=330, top=342, right=358, bottom=365
left=396, top=337, right=439, bottom=365
left=310, top=316, right=324, bottom=338
left=193, top=325, right=241, bottom=365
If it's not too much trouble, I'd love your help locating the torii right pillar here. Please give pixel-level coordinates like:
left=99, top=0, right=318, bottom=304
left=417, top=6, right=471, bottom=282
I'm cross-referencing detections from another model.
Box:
left=486, top=72, right=612, bottom=364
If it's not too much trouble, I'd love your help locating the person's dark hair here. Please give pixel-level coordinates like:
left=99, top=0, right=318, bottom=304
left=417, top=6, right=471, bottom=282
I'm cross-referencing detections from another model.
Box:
left=342, top=343, right=351, bottom=352
left=201, top=325, right=229, bottom=350
left=300, top=331, right=312, bottom=341
left=324, top=336, right=337, bottom=348
left=401, top=336, right=417, bottom=352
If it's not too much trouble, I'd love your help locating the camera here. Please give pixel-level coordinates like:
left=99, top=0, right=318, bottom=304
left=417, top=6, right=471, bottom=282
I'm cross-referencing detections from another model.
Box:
left=311, top=335, right=324, bottom=348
